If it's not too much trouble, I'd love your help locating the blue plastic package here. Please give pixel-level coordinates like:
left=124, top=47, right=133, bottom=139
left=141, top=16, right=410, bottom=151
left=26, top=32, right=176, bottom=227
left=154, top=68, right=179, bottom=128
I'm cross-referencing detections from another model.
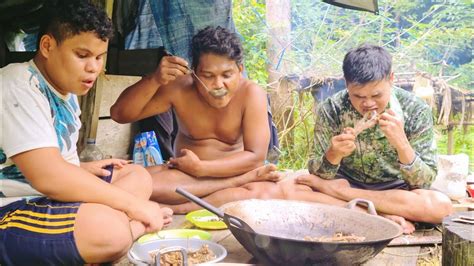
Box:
left=133, top=131, right=164, bottom=167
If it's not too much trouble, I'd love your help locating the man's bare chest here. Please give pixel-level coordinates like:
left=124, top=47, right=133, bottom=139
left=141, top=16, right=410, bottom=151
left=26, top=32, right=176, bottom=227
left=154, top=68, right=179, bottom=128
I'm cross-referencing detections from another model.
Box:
left=176, top=111, right=243, bottom=144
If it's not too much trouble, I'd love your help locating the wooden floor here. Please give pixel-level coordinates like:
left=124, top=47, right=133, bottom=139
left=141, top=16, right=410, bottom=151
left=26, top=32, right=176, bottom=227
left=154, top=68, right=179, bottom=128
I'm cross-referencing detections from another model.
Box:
left=116, top=214, right=442, bottom=265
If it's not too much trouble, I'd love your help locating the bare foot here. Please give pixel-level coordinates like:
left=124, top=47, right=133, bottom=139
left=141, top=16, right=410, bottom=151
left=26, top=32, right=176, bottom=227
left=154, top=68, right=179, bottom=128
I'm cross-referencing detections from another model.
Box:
left=161, top=207, right=173, bottom=226
left=382, top=214, right=416, bottom=234
left=255, top=164, right=282, bottom=182
left=296, top=174, right=350, bottom=195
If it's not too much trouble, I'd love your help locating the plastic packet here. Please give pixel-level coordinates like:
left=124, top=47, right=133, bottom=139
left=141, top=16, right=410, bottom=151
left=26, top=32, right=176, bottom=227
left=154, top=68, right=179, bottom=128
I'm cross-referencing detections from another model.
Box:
left=133, top=131, right=164, bottom=167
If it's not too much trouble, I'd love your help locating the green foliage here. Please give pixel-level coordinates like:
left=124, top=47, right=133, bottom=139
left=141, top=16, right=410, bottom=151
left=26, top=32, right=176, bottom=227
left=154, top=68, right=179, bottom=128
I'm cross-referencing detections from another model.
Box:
left=436, top=126, right=474, bottom=171
left=233, top=0, right=268, bottom=86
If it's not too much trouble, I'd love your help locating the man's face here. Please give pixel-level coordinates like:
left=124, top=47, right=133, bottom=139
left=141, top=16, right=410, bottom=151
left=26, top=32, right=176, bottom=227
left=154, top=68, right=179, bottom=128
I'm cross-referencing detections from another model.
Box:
left=347, top=75, right=393, bottom=116
left=193, top=53, right=243, bottom=109
left=40, top=31, right=108, bottom=96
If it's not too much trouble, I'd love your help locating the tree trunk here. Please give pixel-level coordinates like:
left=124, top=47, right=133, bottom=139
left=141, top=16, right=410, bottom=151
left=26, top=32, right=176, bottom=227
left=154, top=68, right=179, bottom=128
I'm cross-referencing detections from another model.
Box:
left=442, top=211, right=474, bottom=266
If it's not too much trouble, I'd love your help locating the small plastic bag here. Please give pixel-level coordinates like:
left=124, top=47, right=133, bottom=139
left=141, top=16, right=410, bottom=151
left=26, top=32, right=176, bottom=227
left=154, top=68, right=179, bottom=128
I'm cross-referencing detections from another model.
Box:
left=133, top=131, right=164, bottom=167
left=431, top=154, right=469, bottom=200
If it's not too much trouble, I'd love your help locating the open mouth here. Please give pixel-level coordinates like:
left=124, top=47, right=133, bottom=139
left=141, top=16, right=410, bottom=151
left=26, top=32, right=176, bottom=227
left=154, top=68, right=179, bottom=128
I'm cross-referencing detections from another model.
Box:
left=209, top=88, right=228, bottom=98
left=82, top=79, right=95, bottom=88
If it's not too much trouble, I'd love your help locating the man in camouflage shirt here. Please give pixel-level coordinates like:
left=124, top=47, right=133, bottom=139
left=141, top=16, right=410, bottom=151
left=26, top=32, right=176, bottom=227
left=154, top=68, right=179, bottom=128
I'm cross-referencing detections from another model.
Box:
left=289, top=44, right=452, bottom=233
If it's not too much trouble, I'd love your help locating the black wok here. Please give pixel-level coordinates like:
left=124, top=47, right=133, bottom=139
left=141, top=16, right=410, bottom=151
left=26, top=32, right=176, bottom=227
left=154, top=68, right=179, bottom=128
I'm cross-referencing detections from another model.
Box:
left=176, top=188, right=402, bottom=265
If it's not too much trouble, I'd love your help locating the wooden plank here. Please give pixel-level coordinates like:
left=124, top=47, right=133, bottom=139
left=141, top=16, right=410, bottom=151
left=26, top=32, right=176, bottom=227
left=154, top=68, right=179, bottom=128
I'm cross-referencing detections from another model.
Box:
left=388, top=229, right=442, bottom=246
left=4, top=51, right=35, bottom=65
left=94, top=75, right=141, bottom=158
left=78, top=77, right=101, bottom=152
left=99, top=75, right=141, bottom=117
left=0, top=31, right=5, bottom=67
left=365, top=246, right=421, bottom=266
left=114, top=49, right=161, bottom=76
left=96, top=119, right=137, bottom=159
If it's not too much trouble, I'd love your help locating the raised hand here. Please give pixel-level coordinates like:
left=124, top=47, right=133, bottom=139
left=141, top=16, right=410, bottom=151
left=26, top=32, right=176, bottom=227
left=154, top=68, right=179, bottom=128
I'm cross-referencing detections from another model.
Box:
left=378, top=109, right=408, bottom=150
left=152, top=55, right=189, bottom=85
left=325, top=128, right=356, bottom=165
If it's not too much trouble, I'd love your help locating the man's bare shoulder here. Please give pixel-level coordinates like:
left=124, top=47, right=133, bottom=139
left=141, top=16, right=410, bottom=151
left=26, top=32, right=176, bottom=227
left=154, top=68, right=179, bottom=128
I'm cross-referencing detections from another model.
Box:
left=160, top=74, right=201, bottom=110
left=239, top=78, right=266, bottom=98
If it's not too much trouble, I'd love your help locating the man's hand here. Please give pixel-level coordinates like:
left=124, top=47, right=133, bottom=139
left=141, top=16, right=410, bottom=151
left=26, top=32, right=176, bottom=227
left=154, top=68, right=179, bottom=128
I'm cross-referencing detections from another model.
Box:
left=152, top=55, right=189, bottom=85
left=80, top=159, right=130, bottom=177
left=379, top=109, right=416, bottom=164
left=325, top=128, right=356, bottom=165
left=168, top=149, right=203, bottom=177
left=126, top=200, right=173, bottom=233
left=378, top=109, right=409, bottom=150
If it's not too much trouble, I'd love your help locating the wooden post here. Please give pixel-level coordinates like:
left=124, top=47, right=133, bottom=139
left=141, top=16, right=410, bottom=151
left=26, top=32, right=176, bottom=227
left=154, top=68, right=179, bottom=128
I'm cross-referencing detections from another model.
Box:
left=442, top=212, right=474, bottom=266
left=78, top=0, right=114, bottom=153
left=447, top=125, right=454, bottom=155
left=0, top=26, right=5, bottom=67
left=266, top=0, right=293, bottom=146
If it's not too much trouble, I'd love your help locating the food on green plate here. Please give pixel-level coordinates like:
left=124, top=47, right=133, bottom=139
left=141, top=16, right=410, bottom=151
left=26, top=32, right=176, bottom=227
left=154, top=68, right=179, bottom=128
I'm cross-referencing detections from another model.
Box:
left=193, top=216, right=220, bottom=222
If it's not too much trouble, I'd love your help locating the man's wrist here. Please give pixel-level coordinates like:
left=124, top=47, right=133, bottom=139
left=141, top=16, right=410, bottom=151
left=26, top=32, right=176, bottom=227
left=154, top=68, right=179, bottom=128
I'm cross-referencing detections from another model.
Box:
left=399, top=154, right=418, bottom=171
left=147, top=72, right=164, bottom=88
left=325, top=149, right=342, bottom=166
left=395, top=141, right=416, bottom=165
left=194, top=161, right=206, bottom=177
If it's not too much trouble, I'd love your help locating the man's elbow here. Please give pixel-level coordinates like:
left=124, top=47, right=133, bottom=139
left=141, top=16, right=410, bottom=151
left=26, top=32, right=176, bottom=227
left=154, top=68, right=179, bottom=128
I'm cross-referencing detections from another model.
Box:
left=29, top=180, right=60, bottom=199
left=110, top=104, right=130, bottom=124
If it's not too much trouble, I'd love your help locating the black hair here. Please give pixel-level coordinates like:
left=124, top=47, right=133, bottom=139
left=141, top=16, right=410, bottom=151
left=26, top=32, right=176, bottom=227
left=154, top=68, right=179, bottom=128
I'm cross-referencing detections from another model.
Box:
left=191, top=26, right=243, bottom=69
left=342, top=44, right=392, bottom=85
left=37, top=0, right=113, bottom=47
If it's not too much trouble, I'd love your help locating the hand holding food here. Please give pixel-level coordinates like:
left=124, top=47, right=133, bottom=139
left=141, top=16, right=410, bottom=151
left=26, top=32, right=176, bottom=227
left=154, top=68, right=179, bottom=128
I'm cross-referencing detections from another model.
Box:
left=326, top=128, right=356, bottom=165
left=378, top=109, right=409, bottom=150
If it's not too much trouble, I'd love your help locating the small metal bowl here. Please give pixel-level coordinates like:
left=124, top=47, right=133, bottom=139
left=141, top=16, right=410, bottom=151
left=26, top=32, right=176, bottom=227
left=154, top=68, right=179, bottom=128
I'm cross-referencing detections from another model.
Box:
left=128, top=238, right=227, bottom=265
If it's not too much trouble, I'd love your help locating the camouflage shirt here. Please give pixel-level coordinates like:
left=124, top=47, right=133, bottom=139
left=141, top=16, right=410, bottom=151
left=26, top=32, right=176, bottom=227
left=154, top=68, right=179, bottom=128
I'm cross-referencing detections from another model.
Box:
left=308, top=87, right=437, bottom=189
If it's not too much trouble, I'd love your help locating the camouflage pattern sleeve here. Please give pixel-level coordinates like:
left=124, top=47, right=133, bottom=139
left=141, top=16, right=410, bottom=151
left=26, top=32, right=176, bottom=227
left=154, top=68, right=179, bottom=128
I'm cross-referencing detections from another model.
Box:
left=308, top=103, right=340, bottom=179
left=400, top=104, right=437, bottom=189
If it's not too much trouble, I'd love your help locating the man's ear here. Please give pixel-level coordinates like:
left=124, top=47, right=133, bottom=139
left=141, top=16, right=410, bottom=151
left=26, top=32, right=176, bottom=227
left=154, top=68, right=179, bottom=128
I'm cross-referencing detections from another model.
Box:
left=238, top=64, right=244, bottom=73
left=389, top=72, right=394, bottom=83
left=38, top=34, right=56, bottom=59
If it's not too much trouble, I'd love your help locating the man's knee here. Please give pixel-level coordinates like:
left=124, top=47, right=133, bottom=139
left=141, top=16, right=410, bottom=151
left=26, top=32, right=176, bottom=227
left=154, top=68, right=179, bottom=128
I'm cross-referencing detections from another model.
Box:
left=75, top=204, right=133, bottom=262
left=118, top=164, right=153, bottom=195
left=427, top=191, right=453, bottom=222
left=416, top=190, right=453, bottom=223
left=125, top=164, right=152, bottom=183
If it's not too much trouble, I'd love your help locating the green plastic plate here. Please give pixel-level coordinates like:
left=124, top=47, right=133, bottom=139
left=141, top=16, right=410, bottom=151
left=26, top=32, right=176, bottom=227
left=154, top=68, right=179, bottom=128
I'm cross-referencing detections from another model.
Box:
left=137, top=229, right=211, bottom=243
left=185, top=209, right=227, bottom=230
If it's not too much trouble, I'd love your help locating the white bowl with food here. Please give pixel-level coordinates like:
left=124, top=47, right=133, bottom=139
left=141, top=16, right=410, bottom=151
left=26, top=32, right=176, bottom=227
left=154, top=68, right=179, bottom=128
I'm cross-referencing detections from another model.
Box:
left=128, top=238, right=227, bottom=265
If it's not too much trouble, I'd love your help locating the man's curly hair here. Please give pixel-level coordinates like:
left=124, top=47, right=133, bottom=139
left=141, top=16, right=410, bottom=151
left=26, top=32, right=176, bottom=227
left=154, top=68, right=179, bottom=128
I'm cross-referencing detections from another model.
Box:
left=191, top=26, right=243, bottom=69
left=38, top=0, right=113, bottom=45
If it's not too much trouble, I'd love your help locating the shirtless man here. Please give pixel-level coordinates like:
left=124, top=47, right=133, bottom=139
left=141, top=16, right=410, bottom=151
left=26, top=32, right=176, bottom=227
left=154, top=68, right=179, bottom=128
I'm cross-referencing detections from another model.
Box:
left=281, top=44, right=452, bottom=233
left=111, top=26, right=281, bottom=213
